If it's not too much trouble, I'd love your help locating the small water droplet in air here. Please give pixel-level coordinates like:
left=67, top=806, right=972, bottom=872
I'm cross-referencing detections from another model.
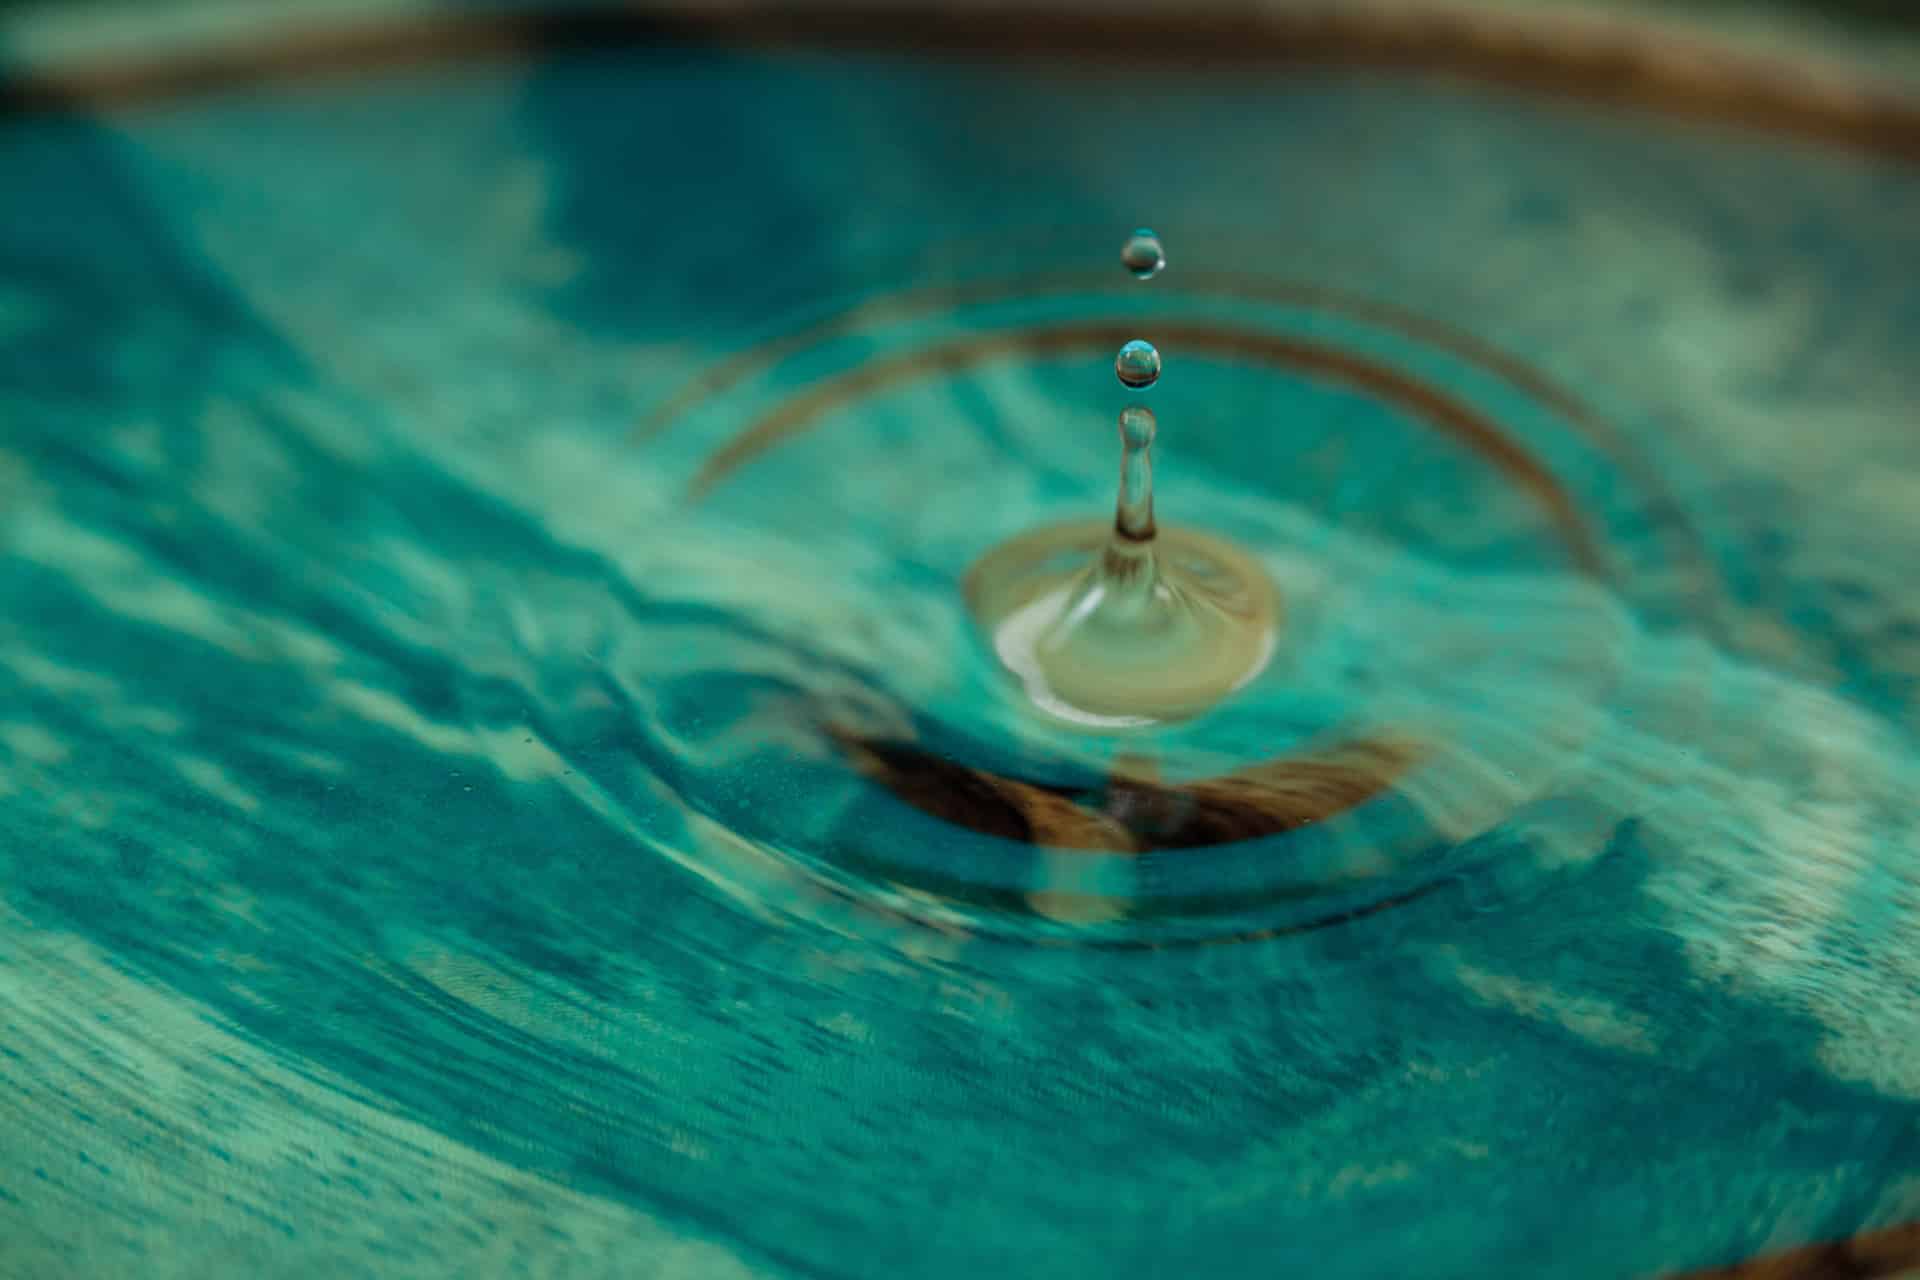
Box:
left=1120, top=228, right=1166, bottom=279
left=1115, top=340, right=1161, bottom=390
left=1118, top=404, right=1157, bottom=448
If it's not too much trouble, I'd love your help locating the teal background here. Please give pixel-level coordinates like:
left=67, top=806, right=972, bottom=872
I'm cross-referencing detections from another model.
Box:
left=1, top=14, right=1919, bottom=1279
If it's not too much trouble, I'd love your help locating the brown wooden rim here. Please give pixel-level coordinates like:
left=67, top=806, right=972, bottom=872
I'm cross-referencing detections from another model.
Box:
left=2, top=3, right=1919, bottom=168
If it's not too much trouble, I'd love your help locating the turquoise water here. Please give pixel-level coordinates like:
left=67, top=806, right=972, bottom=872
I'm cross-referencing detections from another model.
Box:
left=1, top=39, right=1919, bottom=1279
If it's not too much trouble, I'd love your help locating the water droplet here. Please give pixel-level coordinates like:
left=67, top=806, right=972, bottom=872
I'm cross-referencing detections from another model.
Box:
left=1115, top=340, right=1161, bottom=390
left=958, top=226, right=1274, bottom=728
left=1120, top=228, right=1166, bottom=279
left=1118, top=404, right=1157, bottom=449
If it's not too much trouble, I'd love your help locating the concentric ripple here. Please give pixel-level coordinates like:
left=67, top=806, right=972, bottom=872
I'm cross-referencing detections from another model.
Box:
left=1, top=15, right=1919, bottom=1280
left=634, top=273, right=1660, bottom=945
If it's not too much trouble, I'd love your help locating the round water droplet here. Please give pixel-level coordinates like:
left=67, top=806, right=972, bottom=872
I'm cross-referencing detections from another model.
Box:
left=1120, top=228, right=1166, bottom=279
left=1118, top=404, right=1157, bottom=448
left=1115, top=340, right=1161, bottom=390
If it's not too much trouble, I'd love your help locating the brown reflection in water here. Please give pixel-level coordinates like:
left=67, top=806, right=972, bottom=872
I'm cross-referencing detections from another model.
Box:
left=831, top=726, right=1418, bottom=853
left=689, top=321, right=1611, bottom=576
left=1665, top=1220, right=1920, bottom=1279
left=641, top=267, right=1725, bottom=625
